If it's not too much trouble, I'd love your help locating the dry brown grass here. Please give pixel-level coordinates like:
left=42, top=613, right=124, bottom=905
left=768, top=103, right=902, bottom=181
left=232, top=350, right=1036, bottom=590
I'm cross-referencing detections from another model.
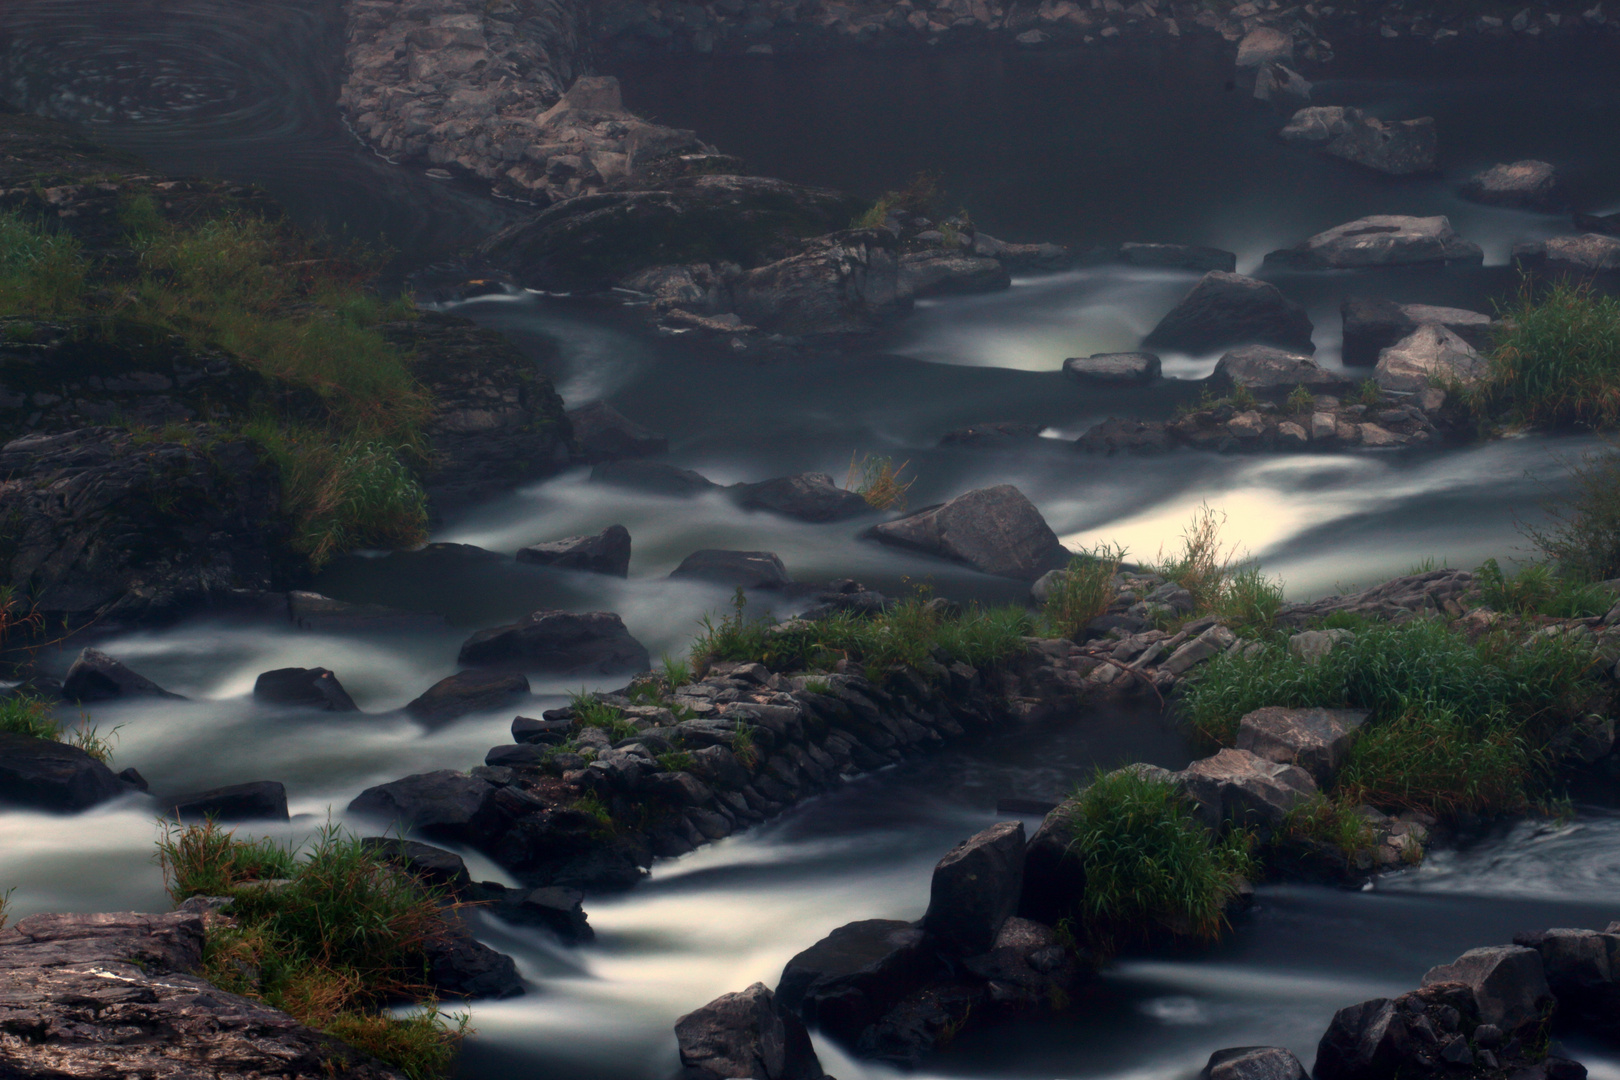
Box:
left=847, top=452, right=916, bottom=511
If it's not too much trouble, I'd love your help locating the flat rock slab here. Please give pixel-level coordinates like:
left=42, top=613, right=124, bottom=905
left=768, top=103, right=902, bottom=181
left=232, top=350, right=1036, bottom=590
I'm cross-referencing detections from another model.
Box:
left=1064, top=352, right=1162, bottom=384
left=1324, top=116, right=1438, bottom=175
left=404, top=669, right=531, bottom=726
left=1142, top=271, right=1315, bottom=355
left=1280, top=106, right=1362, bottom=146
left=732, top=472, right=870, bottom=522
left=1213, top=345, right=1351, bottom=395
left=164, top=780, right=290, bottom=823
left=1235, top=707, right=1369, bottom=785
left=1520, top=234, right=1620, bottom=272
left=0, top=731, right=129, bottom=812
left=567, top=401, right=668, bottom=461
left=898, top=251, right=1011, bottom=299
left=939, top=420, right=1046, bottom=447
left=1266, top=216, right=1482, bottom=270
left=1462, top=160, right=1564, bottom=209
left=457, top=609, right=649, bottom=675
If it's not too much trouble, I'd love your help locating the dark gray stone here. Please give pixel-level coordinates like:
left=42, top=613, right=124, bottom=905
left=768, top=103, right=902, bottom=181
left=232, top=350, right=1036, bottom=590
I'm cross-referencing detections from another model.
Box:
left=0, top=731, right=127, bottom=812
left=1212, top=346, right=1351, bottom=396
left=424, top=923, right=525, bottom=1000
left=512, top=714, right=574, bottom=744
left=675, top=982, right=827, bottom=1080
left=671, top=549, right=792, bottom=590
left=867, top=484, right=1068, bottom=581
left=1340, top=296, right=1494, bottom=366
left=286, top=590, right=447, bottom=632
left=347, top=770, right=497, bottom=843
left=1265, top=216, right=1483, bottom=270
left=1018, top=799, right=1085, bottom=925
left=1421, top=945, right=1552, bottom=1032
left=733, top=473, right=870, bottom=522
left=252, top=667, right=358, bottom=712
left=589, top=460, right=718, bottom=496
left=922, top=820, right=1026, bottom=956
left=1324, top=116, right=1438, bottom=175
left=566, top=401, right=668, bottom=461
left=516, top=524, right=632, bottom=576
left=62, top=648, right=182, bottom=703
left=777, top=919, right=938, bottom=1046
left=510, top=885, right=594, bottom=943
left=898, top=251, right=1011, bottom=298
left=458, top=610, right=649, bottom=675
left=164, top=781, right=289, bottom=823
left=1176, top=748, right=1317, bottom=838
left=1064, top=352, right=1162, bottom=384
left=938, top=421, right=1046, bottom=448
left=404, top=670, right=531, bottom=726
left=1076, top=417, right=1173, bottom=454
left=360, top=837, right=473, bottom=892
left=1142, top=271, right=1315, bottom=355
left=1204, top=1047, right=1309, bottom=1080
left=1235, top=707, right=1369, bottom=786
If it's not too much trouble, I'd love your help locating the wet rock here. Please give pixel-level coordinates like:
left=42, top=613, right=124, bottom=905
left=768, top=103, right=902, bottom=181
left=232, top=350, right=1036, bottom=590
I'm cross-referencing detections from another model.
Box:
left=1236, top=26, right=1293, bottom=67
left=1064, top=352, right=1162, bottom=384
left=733, top=472, right=870, bottom=522
left=0, top=731, right=128, bottom=812
left=867, top=484, right=1070, bottom=581
left=1019, top=799, right=1085, bottom=925
left=777, top=919, right=937, bottom=1045
left=1324, top=116, right=1439, bottom=175
left=1461, top=160, right=1565, bottom=209
left=940, top=420, right=1047, bottom=447
left=512, top=714, right=574, bottom=744
left=1254, top=63, right=1313, bottom=108
left=675, top=982, right=827, bottom=1080
left=854, top=979, right=982, bottom=1068
left=517, top=524, right=632, bottom=577
left=62, top=647, right=183, bottom=703
left=961, top=915, right=1081, bottom=995
left=1341, top=297, right=1494, bottom=365
left=1518, top=234, right=1620, bottom=273
left=285, top=590, right=447, bottom=632
left=347, top=769, right=498, bottom=843
left=971, top=232, right=1070, bottom=270
left=1142, top=271, right=1315, bottom=355
left=897, top=251, right=1011, bottom=299
left=506, top=885, right=595, bottom=943
left=1118, top=243, right=1237, bottom=273
left=1076, top=417, right=1173, bottom=454
left=458, top=610, right=649, bottom=675
left=164, top=780, right=289, bottom=823
left=1212, top=346, right=1351, bottom=396
left=1314, top=983, right=1508, bottom=1080
left=1265, top=216, right=1482, bottom=270
left=405, top=670, right=531, bottom=726
left=671, top=549, right=792, bottom=590
left=1512, top=928, right=1617, bottom=1020
left=589, top=459, right=719, bottom=496
left=252, top=667, right=359, bottom=712
left=360, top=837, right=473, bottom=893
left=1421, top=945, right=1552, bottom=1031
left=1279, top=106, right=1362, bottom=146
left=1375, top=325, right=1487, bottom=393
left=1204, top=1046, right=1310, bottom=1080
left=1235, top=707, right=1369, bottom=786
left=731, top=229, right=903, bottom=336
left=1177, top=748, right=1317, bottom=837
left=566, top=401, right=668, bottom=461
left=922, top=820, right=1026, bottom=956
left=425, top=922, right=525, bottom=1000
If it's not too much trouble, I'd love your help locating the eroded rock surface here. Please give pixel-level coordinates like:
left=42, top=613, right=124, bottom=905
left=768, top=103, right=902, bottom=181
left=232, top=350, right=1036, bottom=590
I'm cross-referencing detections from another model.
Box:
left=1266, top=216, right=1483, bottom=269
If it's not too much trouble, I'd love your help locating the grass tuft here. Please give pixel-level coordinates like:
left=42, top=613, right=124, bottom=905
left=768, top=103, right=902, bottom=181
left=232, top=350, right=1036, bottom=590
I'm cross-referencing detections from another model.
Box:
left=0, top=693, right=58, bottom=741
left=1285, top=384, right=1317, bottom=414
left=846, top=452, right=915, bottom=512
left=1523, top=441, right=1620, bottom=583
left=1475, top=557, right=1613, bottom=619
left=1475, top=277, right=1620, bottom=430
left=0, top=210, right=88, bottom=314
left=1334, top=705, right=1535, bottom=816
left=1039, top=544, right=1125, bottom=639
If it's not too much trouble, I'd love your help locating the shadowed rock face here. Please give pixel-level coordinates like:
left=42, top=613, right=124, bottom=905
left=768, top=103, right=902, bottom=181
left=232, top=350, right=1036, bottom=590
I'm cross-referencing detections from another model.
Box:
left=867, top=484, right=1069, bottom=580
left=0, top=732, right=129, bottom=812
left=675, top=982, right=828, bottom=1080
left=1142, top=272, right=1315, bottom=355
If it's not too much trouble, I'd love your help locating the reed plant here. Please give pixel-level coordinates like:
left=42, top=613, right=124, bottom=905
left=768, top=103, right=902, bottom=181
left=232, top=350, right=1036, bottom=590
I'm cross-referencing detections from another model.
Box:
left=1039, top=544, right=1126, bottom=639
left=1334, top=705, right=1535, bottom=816
left=1475, top=557, right=1613, bottom=619
left=1150, top=505, right=1286, bottom=633
left=1475, top=277, right=1620, bottom=430
left=1523, top=441, right=1620, bottom=583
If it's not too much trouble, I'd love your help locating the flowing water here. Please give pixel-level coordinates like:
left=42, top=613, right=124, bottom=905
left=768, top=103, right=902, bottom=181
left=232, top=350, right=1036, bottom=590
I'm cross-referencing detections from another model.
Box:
left=4, top=4, right=1620, bottom=1077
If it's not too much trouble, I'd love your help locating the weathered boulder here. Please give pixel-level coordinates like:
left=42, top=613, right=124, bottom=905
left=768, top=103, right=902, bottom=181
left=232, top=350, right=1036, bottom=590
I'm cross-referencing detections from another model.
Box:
left=517, top=524, right=632, bottom=576
left=1064, top=352, right=1162, bottom=384
left=675, top=982, right=827, bottom=1080
left=1236, top=26, right=1293, bottom=67
left=1019, top=799, right=1085, bottom=925
left=1461, top=161, right=1564, bottom=209
left=1421, top=945, right=1553, bottom=1032
left=360, top=837, right=473, bottom=893
left=1512, top=928, right=1617, bottom=1019
left=589, top=459, right=718, bottom=496
left=1253, top=63, right=1313, bottom=109
left=897, top=251, right=1011, bottom=299
left=1204, top=1046, right=1310, bottom=1080
left=776, top=919, right=937, bottom=1045
left=1177, top=748, right=1317, bottom=837
left=1142, top=272, right=1315, bottom=355
left=1212, top=346, right=1352, bottom=396
left=1235, top=707, right=1369, bottom=786
left=670, top=549, right=792, bottom=590
left=1279, top=106, right=1362, bottom=146
left=403, top=670, right=531, bottom=725
left=252, top=667, right=358, bottom=712
left=732, top=473, right=870, bottom=522
left=457, top=610, right=649, bottom=675
left=854, top=979, right=984, bottom=1068
left=1341, top=297, right=1494, bottom=365
left=1118, top=243, right=1237, bottom=274
left=1265, top=216, right=1483, bottom=270
left=566, top=401, right=668, bottom=461
left=922, top=821, right=1026, bottom=956
left=960, top=915, right=1082, bottom=996
left=506, top=885, right=595, bottom=943
left=867, top=485, right=1069, bottom=581
left=1375, top=325, right=1487, bottom=393
left=347, top=770, right=497, bottom=843
left=164, top=780, right=289, bottom=823
left=731, top=229, right=903, bottom=336
left=0, top=731, right=128, bottom=812
left=1517, top=234, right=1620, bottom=273
left=62, top=647, right=182, bottom=703
left=1324, top=116, right=1438, bottom=175
left=424, top=921, right=525, bottom=1000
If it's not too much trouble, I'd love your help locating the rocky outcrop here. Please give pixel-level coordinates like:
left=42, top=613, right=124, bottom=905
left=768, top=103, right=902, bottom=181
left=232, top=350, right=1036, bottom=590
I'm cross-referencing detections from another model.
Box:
left=730, top=229, right=903, bottom=335
left=1235, top=707, right=1369, bottom=786
left=1277, top=569, right=1477, bottom=626
left=897, top=251, right=1011, bottom=298
left=676, top=983, right=828, bottom=1080
left=1374, top=325, right=1487, bottom=393
left=922, top=821, right=1026, bottom=955
left=0, top=732, right=131, bottom=812
left=776, top=920, right=937, bottom=1045
left=1142, top=272, right=1315, bottom=355
left=1064, top=352, right=1161, bottom=384
left=1462, top=160, right=1565, bottom=209
left=517, top=524, right=633, bottom=576
left=61, top=648, right=182, bottom=703
left=1341, top=297, right=1493, bottom=365
left=671, top=549, right=793, bottom=590
left=1212, top=346, right=1351, bottom=396
left=253, top=667, right=360, bottom=711
left=457, top=609, right=651, bottom=674
left=1265, top=216, right=1483, bottom=270
left=1322, top=115, right=1438, bottom=175
left=867, top=484, right=1069, bottom=580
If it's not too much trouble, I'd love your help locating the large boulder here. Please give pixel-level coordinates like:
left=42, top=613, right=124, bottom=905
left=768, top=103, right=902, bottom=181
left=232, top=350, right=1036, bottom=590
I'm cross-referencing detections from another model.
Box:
left=732, top=473, right=870, bottom=523
left=921, top=821, right=1026, bottom=956
left=1315, top=986, right=1485, bottom=1080
left=1421, top=945, right=1553, bottom=1032
left=457, top=610, right=649, bottom=675
left=1513, top=928, right=1617, bottom=1019
left=1324, top=116, right=1438, bottom=175
left=776, top=919, right=937, bottom=1045
left=1461, top=161, right=1565, bottom=209
left=0, top=731, right=128, bottom=812
left=867, top=484, right=1069, bottom=581
left=1374, top=325, right=1488, bottom=393
left=1176, top=749, right=1317, bottom=838
left=1235, top=707, right=1369, bottom=786
left=1118, top=243, right=1237, bottom=274
left=1019, top=799, right=1085, bottom=925
left=403, top=670, right=530, bottom=726
left=1517, top=234, right=1620, bottom=273
left=424, top=923, right=525, bottom=1000
left=589, top=460, right=718, bottom=496
left=252, top=667, right=358, bottom=712
left=1340, top=297, right=1494, bottom=365
left=675, top=982, right=827, bottom=1080
left=1279, top=106, right=1362, bottom=146
left=1265, top=216, right=1483, bottom=270
left=1204, top=1047, right=1310, bottom=1080
left=1212, top=346, right=1352, bottom=397
left=566, top=402, right=667, bottom=462
left=1141, top=272, right=1315, bottom=355
left=1063, top=352, right=1162, bottom=384
left=61, top=648, right=182, bottom=703
left=347, top=770, right=497, bottom=843
left=730, top=229, right=903, bottom=336
left=164, top=780, right=289, bottom=822
left=1076, top=417, right=1173, bottom=455
left=897, top=251, right=1011, bottom=299
left=670, top=549, right=792, bottom=590
left=517, top=524, right=632, bottom=577
left=360, top=837, right=473, bottom=893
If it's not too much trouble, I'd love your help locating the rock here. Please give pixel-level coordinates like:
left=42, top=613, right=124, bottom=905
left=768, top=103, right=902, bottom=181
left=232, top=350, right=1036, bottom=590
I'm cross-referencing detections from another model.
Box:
left=897, top=251, right=1011, bottom=299
left=1118, top=243, right=1237, bottom=274
left=1235, top=707, right=1369, bottom=785
left=286, top=590, right=446, bottom=632
left=424, top=922, right=525, bottom=1000
left=1064, top=352, right=1162, bottom=384
left=485, top=744, right=549, bottom=770
left=1265, top=216, right=1483, bottom=270
left=0, top=908, right=406, bottom=1079
left=1315, top=988, right=1486, bottom=1080
left=1076, top=417, right=1173, bottom=454
left=1512, top=928, right=1617, bottom=1018
left=566, top=402, right=668, bottom=461
left=1204, top=1047, right=1310, bottom=1080
left=922, top=820, right=1026, bottom=956
left=1212, top=346, right=1352, bottom=397
left=1019, top=799, right=1085, bottom=925
left=508, top=886, right=594, bottom=943
left=1142, top=272, right=1315, bottom=355
left=1526, top=234, right=1620, bottom=273
left=733, top=473, right=870, bottom=522
left=590, top=460, right=719, bottom=496
left=1177, top=748, right=1318, bottom=837
left=1573, top=210, right=1620, bottom=237
left=402, top=670, right=530, bottom=727
left=854, top=978, right=983, bottom=1068
left=674, top=982, right=826, bottom=1080
left=1323, top=116, right=1439, bottom=176
left=457, top=610, right=649, bottom=675
left=1254, top=63, right=1313, bottom=108
left=1278, top=568, right=1477, bottom=626
left=1162, top=624, right=1239, bottom=675
left=671, top=549, right=792, bottom=590
left=512, top=714, right=575, bottom=744
left=1461, top=161, right=1564, bottom=209
left=517, top=524, right=632, bottom=576
left=1236, top=26, right=1293, bottom=67
left=61, top=647, right=182, bottom=703
left=939, top=421, right=1047, bottom=447
left=0, top=731, right=128, bottom=812
left=867, top=485, right=1069, bottom=581
left=731, top=229, right=903, bottom=336
left=1279, top=106, right=1362, bottom=146
left=776, top=919, right=937, bottom=1045
left=1340, top=297, right=1494, bottom=365
left=1421, top=945, right=1553, bottom=1031
left=164, top=780, right=290, bottom=823
left=1375, top=325, right=1487, bottom=393
left=252, top=667, right=359, bottom=712
left=360, top=837, right=472, bottom=893
left=971, top=232, right=1070, bottom=270
left=347, top=770, right=497, bottom=843
left=1286, top=628, right=1354, bottom=664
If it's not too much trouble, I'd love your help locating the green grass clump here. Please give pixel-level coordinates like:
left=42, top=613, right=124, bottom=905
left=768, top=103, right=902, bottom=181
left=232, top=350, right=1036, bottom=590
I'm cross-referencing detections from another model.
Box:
left=568, top=692, right=639, bottom=741
left=1356, top=379, right=1384, bottom=408
left=1039, top=544, right=1125, bottom=640
left=1066, top=768, right=1254, bottom=956
left=0, top=693, right=59, bottom=740
left=1335, top=705, right=1535, bottom=816
left=1277, top=794, right=1377, bottom=855
left=0, top=210, right=88, bottom=314
left=656, top=750, right=695, bottom=772
left=1149, top=505, right=1286, bottom=633
left=1475, top=278, right=1620, bottom=430
left=1524, top=442, right=1620, bottom=583
left=157, top=820, right=468, bottom=1080
left=1475, top=558, right=1613, bottom=619
left=1285, top=384, right=1317, bottom=414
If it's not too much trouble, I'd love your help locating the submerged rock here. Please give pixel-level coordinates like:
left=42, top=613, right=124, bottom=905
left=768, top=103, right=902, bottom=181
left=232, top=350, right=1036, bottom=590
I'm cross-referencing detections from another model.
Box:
left=732, top=472, right=870, bottom=522
left=253, top=667, right=359, bottom=712
left=0, top=731, right=129, bottom=812
left=1064, top=351, right=1162, bottom=384
left=1265, top=216, right=1483, bottom=270
left=1075, top=417, right=1173, bottom=454
left=287, top=590, right=447, bottom=632
left=671, top=549, right=793, bottom=590
left=457, top=610, right=650, bottom=675
left=566, top=401, right=668, bottom=461
left=1461, top=160, right=1565, bottom=209
left=589, top=459, right=719, bottom=496
left=164, top=780, right=289, bottom=823
left=675, top=982, right=828, bottom=1080
left=517, top=524, right=632, bottom=577
left=62, top=647, right=183, bottom=703
left=1374, top=325, right=1487, bottom=393
left=867, top=484, right=1069, bottom=580
left=939, top=420, right=1047, bottom=447
left=1142, top=272, right=1315, bottom=355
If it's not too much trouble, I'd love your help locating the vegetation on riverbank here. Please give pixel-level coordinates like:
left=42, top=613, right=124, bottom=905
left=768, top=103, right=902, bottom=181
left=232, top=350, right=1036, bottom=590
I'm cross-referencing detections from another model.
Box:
left=1475, top=278, right=1620, bottom=431
left=0, top=693, right=115, bottom=761
left=157, top=820, right=468, bottom=1080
